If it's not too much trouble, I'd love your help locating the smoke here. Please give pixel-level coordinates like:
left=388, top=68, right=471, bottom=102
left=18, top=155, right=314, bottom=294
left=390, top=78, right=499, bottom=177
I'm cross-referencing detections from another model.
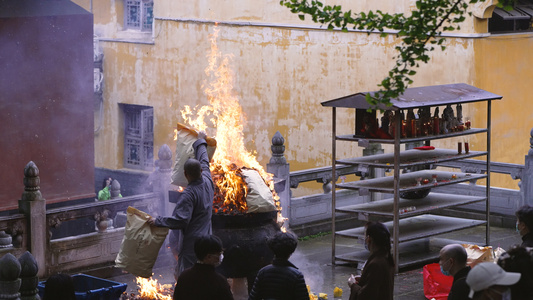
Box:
left=290, top=246, right=324, bottom=294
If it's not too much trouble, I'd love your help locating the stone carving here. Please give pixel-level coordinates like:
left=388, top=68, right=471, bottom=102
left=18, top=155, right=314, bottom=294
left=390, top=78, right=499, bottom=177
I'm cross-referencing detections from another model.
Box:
left=269, top=131, right=287, bottom=165
left=18, top=252, right=39, bottom=300
left=110, top=180, right=121, bottom=199
left=95, top=209, right=113, bottom=233
left=0, top=253, right=22, bottom=300
left=0, top=231, right=12, bottom=248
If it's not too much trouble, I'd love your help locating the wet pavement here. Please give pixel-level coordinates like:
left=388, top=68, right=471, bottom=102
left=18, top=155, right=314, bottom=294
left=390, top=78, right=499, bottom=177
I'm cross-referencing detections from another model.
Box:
left=106, top=225, right=518, bottom=300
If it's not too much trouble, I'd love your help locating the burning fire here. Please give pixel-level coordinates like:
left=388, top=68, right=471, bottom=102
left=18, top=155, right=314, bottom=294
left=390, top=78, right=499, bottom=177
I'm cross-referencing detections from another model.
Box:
left=121, top=277, right=173, bottom=300
left=175, top=25, right=283, bottom=222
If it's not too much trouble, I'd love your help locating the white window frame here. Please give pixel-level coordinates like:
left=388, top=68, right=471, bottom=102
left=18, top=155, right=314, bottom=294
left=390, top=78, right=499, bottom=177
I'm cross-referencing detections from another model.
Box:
left=124, top=0, right=154, bottom=32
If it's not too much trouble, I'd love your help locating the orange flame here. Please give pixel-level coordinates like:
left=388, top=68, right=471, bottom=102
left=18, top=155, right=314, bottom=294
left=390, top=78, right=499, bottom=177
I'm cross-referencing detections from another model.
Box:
left=179, top=25, right=282, bottom=224
left=134, top=277, right=173, bottom=300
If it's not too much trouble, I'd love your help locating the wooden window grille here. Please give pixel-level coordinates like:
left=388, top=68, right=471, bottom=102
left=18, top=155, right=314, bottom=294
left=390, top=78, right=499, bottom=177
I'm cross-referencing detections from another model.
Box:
left=123, top=105, right=153, bottom=170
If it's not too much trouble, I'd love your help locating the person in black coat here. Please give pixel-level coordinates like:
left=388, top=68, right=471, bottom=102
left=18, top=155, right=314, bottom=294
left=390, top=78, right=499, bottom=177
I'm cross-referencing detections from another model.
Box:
left=348, top=221, right=394, bottom=300
left=173, top=235, right=234, bottom=300
left=516, top=205, right=533, bottom=247
left=438, top=244, right=471, bottom=300
left=248, top=231, right=310, bottom=300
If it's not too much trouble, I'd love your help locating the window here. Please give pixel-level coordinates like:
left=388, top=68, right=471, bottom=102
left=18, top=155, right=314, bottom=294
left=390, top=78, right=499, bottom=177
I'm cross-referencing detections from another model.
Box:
left=122, top=104, right=154, bottom=170
left=125, top=0, right=154, bottom=32
left=489, top=1, right=533, bottom=33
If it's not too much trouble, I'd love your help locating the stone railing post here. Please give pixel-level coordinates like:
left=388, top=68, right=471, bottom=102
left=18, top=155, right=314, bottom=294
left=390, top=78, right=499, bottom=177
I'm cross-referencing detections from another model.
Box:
left=0, top=253, right=21, bottom=300
left=18, top=251, right=39, bottom=300
left=155, top=144, right=172, bottom=218
left=363, top=143, right=385, bottom=202
left=110, top=179, right=121, bottom=199
left=18, top=161, right=46, bottom=278
left=267, top=132, right=290, bottom=228
left=521, top=128, right=533, bottom=207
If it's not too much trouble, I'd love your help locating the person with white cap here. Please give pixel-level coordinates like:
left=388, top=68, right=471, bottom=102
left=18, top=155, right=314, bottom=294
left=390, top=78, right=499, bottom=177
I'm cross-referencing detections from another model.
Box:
left=465, top=262, right=521, bottom=300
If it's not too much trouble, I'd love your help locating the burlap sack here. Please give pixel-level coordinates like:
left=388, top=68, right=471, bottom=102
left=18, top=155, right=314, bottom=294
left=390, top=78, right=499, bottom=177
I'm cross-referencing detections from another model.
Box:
left=115, top=207, right=169, bottom=278
left=170, top=123, right=216, bottom=187
left=462, top=244, right=494, bottom=267
left=242, top=169, right=277, bottom=213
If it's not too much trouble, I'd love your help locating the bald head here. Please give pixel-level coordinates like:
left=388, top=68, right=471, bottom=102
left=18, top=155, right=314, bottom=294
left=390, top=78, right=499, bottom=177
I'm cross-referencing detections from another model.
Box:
left=439, top=244, right=468, bottom=276
left=441, top=244, right=468, bottom=265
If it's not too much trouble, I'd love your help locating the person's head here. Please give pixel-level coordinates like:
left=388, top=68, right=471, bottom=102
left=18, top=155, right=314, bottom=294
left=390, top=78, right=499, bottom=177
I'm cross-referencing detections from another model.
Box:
left=267, top=231, right=298, bottom=260
left=43, top=273, right=76, bottom=300
left=184, top=158, right=202, bottom=183
left=364, top=221, right=394, bottom=266
left=515, top=205, right=533, bottom=236
left=194, top=235, right=224, bottom=266
left=439, top=244, right=468, bottom=277
left=466, top=262, right=520, bottom=300
left=102, top=176, right=112, bottom=189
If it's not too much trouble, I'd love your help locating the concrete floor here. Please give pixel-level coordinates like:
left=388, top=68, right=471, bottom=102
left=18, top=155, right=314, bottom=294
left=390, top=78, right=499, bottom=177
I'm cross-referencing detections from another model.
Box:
left=108, top=225, right=519, bottom=300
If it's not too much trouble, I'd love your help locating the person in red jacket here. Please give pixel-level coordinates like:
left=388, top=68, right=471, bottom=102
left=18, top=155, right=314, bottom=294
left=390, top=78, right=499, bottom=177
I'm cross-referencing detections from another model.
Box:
left=348, top=221, right=395, bottom=300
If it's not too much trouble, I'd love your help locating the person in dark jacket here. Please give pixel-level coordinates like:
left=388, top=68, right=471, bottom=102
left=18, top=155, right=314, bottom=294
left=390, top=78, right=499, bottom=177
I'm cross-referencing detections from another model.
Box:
left=248, top=231, right=310, bottom=300
left=497, top=245, right=533, bottom=300
left=439, top=244, right=471, bottom=300
left=173, top=235, right=234, bottom=300
left=43, top=273, right=76, bottom=300
left=348, top=221, right=394, bottom=300
left=148, top=131, right=214, bottom=278
left=515, top=205, right=533, bottom=247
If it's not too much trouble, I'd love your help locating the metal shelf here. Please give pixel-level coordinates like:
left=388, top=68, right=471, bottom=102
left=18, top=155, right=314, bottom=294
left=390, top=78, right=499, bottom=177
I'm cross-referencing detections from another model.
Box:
left=337, top=148, right=487, bottom=169
left=336, top=128, right=487, bottom=144
left=335, top=192, right=486, bottom=218
left=335, top=237, right=470, bottom=269
left=336, top=170, right=487, bottom=193
left=335, top=214, right=486, bottom=242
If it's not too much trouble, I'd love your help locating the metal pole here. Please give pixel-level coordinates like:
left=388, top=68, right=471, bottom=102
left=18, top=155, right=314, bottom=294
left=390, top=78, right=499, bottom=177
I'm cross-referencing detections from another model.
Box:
left=486, top=101, right=491, bottom=245
left=332, top=107, right=337, bottom=265
left=393, top=110, right=401, bottom=274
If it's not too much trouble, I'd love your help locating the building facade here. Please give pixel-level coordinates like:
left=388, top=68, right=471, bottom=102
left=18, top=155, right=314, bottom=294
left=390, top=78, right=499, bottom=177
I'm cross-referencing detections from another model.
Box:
left=79, top=0, right=533, bottom=194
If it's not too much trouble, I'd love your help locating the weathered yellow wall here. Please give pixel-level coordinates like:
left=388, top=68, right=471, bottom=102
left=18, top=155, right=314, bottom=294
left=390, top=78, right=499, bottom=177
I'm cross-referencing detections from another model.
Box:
left=473, top=33, right=533, bottom=189
left=92, top=0, right=531, bottom=194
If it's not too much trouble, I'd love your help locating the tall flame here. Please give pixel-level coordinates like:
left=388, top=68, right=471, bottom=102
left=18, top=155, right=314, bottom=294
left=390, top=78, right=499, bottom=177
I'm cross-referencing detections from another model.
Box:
left=180, top=25, right=276, bottom=214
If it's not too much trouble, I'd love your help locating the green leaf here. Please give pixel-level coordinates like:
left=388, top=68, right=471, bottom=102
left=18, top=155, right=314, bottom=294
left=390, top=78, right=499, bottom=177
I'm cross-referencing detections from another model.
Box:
left=298, top=14, right=305, bottom=20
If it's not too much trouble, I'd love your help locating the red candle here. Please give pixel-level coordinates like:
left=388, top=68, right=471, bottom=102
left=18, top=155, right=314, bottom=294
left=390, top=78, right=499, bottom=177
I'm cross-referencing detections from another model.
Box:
left=465, top=142, right=469, bottom=154
left=402, top=121, right=407, bottom=138
left=465, top=120, right=471, bottom=129
left=433, top=117, right=440, bottom=135
left=411, top=119, right=416, bottom=137
left=458, top=142, right=462, bottom=154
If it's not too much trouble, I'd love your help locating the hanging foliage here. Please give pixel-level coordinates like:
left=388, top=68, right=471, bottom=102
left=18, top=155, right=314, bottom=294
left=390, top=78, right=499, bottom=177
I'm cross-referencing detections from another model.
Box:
left=280, top=0, right=517, bottom=108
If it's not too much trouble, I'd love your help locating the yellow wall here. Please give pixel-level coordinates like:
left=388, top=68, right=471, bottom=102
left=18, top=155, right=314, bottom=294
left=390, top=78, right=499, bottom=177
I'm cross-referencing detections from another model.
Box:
left=92, top=0, right=532, bottom=194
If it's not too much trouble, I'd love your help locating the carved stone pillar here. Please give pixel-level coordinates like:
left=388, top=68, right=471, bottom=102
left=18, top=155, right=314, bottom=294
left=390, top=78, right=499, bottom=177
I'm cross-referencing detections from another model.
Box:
left=0, top=253, right=22, bottom=300
left=156, top=144, right=172, bottom=218
left=266, top=131, right=290, bottom=228
left=0, top=231, right=13, bottom=248
left=363, top=143, right=385, bottom=202
left=18, top=252, right=39, bottom=300
left=521, top=128, right=533, bottom=207
left=110, top=180, right=121, bottom=199
left=18, top=161, right=46, bottom=278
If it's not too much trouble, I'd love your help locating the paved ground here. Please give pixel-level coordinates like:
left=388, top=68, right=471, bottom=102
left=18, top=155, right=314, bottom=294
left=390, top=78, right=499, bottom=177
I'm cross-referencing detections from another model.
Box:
left=107, top=225, right=519, bottom=300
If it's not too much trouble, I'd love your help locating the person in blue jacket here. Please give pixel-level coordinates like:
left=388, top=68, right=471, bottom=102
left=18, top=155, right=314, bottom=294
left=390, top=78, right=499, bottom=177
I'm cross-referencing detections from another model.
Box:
left=148, top=131, right=214, bottom=278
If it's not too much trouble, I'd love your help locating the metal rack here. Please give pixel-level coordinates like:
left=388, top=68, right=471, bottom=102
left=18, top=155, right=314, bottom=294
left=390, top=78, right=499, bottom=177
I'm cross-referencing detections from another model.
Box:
left=321, top=83, right=503, bottom=272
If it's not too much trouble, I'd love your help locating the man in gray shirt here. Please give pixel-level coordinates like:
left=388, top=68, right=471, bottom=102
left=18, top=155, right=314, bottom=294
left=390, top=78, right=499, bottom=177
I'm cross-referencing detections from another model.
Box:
left=148, top=131, right=214, bottom=277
